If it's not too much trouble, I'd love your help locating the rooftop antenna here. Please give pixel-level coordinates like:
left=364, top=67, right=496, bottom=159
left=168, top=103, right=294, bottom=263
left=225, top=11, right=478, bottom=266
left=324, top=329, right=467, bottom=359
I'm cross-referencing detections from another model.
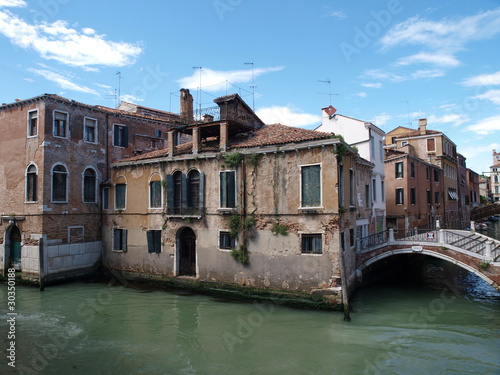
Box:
left=105, top=89, right=118, bottom=108
left=400, top=100, right=411, bottom=128
left=116, top=71, right=122, bottom=107
left=244, top=62, right=255, bottom=111
left=318, top=80, right=340, bottom=106
left=193, top=67, right=202, bottom=116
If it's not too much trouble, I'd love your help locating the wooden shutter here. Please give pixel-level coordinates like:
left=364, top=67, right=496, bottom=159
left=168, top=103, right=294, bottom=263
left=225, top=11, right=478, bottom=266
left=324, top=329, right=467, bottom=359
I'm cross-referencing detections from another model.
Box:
left=122, top=229, right=127, bottom=252
left=227, top=171, right=236, bottom=208
left=220, top=172, right=227, bottom=207
left=123, top=126, right=128, bottom=147
left=147, top=230, right=154, bottom=253
left=113, top=229, right=120, bottom=250
left=181, top=173, right=188, bottom=211
left=166, top=174, right=174, bottom=214
left=199, top=172, right=205, bottom=211
left=155, top=231, right=161, bottom=254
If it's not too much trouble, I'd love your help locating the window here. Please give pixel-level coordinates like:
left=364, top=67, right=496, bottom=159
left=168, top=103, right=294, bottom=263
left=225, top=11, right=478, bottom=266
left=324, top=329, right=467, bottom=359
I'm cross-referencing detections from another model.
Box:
left=149, top=174, right=162, bottom=208
left=115, top=177, right=126, bottom=210
left=340, top=232, right=345, bottom=252
left=113, top=228, right=127, bottom=251
left=103, top=187, right=109, bottom=210
left=410, top=188, right=416, bottom=205
left=410, top=162, right=415, bottom=178
left=113, top=124, right=128, bottom=147
left=381, top=180, right=385, bottom=202
left=426, top=167, right=429, bottom=181
left=370, top=136, right=375, bottom=158
left=147, top=230, right=161, bottom=254
left=349, top=228, right=354, bottom=248
left=391, top=136, right=396, bottom=144
left=53, top=111, right=68, bottom=138
left=372, top=179, right=377, bottom=203
left=395, top=162, right=404, bottom=179
left=339, top=165, right=344, bottom=206
left=427, top=190, right=432, bottom=205
left=402, top=141, right=408, bottom=146
left=496, top=186, right=499, bottom=194
left=465, top=194, right=470, bottom=205
left=301, top=165, right=321, bottom=207
left=52, top=164, right=68, bottom=202
left=26, top=164, right=37, bottom=202
left=172, top=171, right=184, bottom=213
left=219, top=232, right=235, bottom=250
left=434, top=169, right=440, bottom=182
left=155, top=129, right=163, bottom=138
left=396, top=188, right=404, bottom=205
left=28, top=110, right=38, bottom=137
left=495, top=175, right=499, bottom=183
left=435, top=192, right=440, bottom=205
left=301, top=234, right=322, bottom=254
left=427, top=138, right=435, bottom=152
left=380, top=141, right=383, bottom=161
left=83, top=168, right=97, bottom=203
left=84, top=117, right=97, bottom=143
left=188, top=170, right=200, bottom=208
left=365, top=185, right=370, bottom=207
left=349, top=169, right=354, bottom=206
left=220, top=170, right=236, bottom=208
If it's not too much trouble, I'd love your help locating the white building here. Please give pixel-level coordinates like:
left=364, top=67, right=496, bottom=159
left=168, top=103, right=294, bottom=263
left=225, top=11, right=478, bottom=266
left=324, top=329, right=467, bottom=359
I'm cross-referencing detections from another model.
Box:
left=316, top=108, right=386, bottom=234
left=491, top=149, right=500, bottom=203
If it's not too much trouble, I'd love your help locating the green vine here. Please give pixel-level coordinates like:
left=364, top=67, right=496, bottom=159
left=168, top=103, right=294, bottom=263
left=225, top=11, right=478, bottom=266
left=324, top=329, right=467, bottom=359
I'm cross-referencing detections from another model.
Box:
left=231, top=244, right=249, bottom=264
left=271, top=222, right=289, bottom=236
left=478, top=262, right=490, bottom=270
left=334, top=143, right=350, bottom=163
left=224, top=152, right=244, bottom=168
left=338, top=204, right=347, bottom=214
left=247, top=153, right=262, bottom=167
left=228, top=214, right=255, bottom=264
left=229, top=215, right=241, bottom=237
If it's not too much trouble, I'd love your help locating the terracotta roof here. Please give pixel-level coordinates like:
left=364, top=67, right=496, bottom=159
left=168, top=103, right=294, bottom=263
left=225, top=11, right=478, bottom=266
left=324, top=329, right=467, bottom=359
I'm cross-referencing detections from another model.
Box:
left=229, top=124, right=333, bottom=148
left=396, top=129, right=441, bottom=138
left=115, top=124, right=336, bottom=164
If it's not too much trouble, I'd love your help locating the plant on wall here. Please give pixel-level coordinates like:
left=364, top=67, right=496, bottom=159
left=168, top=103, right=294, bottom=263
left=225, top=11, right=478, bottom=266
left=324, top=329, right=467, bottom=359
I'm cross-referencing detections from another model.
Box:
left=228, top=214, right=255, bottom=264
left=223, top=152, right=244, bottom=168
left=271, top=222, right=289, bottom=236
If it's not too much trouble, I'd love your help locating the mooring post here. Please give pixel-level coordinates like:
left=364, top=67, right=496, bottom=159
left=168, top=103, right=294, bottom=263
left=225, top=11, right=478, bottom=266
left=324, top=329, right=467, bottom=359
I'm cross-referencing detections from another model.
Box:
left=39, top=238, right=44, bottom=291
left=339, top=252, right=350, bottom=321
left=470, top=221, right=475, bottom=232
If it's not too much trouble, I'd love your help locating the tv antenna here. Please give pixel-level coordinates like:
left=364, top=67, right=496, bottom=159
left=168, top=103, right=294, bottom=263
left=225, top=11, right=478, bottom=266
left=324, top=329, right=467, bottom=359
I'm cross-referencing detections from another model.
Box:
left=116, top=72, right=122, bottom=106
left=193, top=67, right=202, bottom=115
left=400, top=100, right=411, bottom=128
left=106, top=89, right=118, bottom=108
left=244, top=62, right=255, bottom=111
left=318, top=80, right=340, bottom=105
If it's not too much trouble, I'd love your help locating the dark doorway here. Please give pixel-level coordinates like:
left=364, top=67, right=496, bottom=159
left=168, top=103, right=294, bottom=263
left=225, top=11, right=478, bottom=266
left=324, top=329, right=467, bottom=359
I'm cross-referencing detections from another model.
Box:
left=178, top=227, right=196, bottom=276
left=9, top=226, right=22, bottom=270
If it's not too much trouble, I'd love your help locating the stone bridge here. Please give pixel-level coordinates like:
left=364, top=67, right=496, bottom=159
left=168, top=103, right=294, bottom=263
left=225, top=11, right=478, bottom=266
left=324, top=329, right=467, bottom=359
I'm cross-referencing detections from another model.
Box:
left=356, top=229, right=500, bottom=290
left=471, top=202, right=500, bottom=221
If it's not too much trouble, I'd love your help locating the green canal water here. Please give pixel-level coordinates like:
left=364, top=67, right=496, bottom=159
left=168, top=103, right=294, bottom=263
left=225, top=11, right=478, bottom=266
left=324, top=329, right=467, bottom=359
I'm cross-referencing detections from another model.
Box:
left=0, top=221, right=499, bottom=375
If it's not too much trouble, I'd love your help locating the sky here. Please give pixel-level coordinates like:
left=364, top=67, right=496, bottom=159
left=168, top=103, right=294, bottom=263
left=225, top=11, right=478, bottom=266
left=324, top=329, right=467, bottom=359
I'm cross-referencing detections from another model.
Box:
left=0, top=0, right=499, bottom=174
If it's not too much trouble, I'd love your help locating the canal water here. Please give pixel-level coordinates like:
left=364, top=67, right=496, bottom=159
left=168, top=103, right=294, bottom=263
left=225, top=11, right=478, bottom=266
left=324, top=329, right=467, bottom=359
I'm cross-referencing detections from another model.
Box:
left=0, top=222, right=499, bottom=375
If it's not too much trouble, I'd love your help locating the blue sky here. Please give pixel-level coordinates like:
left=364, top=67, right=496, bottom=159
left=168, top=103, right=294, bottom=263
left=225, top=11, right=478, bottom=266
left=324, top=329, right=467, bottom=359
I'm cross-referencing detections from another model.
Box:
left=1, top=0, right=500, bottom=174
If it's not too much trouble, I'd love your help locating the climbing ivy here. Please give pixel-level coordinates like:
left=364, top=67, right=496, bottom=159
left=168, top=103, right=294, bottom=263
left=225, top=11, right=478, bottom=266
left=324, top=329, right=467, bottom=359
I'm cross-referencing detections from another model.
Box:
left=271, top=222, right=289, bottom=236
left=223, top=152, right=244, bottom=168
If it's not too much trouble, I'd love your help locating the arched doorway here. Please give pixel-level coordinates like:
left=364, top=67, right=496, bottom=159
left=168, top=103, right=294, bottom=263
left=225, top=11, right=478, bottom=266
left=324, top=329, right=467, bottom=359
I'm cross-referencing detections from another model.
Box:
left=9, top=225, right=22, bottom=270
left=178, top=227, right=196, bottom=276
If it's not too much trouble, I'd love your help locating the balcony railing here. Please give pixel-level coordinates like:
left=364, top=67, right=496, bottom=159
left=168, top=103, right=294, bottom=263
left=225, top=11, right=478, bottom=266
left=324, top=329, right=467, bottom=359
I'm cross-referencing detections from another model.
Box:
left=193, top=105, right=257, bottom=128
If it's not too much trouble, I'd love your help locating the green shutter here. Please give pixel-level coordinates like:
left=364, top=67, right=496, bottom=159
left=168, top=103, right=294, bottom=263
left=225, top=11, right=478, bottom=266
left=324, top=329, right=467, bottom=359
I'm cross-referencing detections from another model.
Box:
left=155, top=231, right=161, bottom=254
left=199, top=172, right=205, bottom=211
left=166, top=174, right=174, bottom=214
left=181, top=173, right=188, bottom=211
left=228, top=171, right=236, bottom=208
left=113, top=229, right=120, bottom=250
left=123, top=126, right=128, bottom=147
left=122, top=229, right=127, bottom=252
left=220, top=172, right=227, bottom=207
left=147, top=231, right=154, bottom=253
left=302, top=166, right=320, bottom=207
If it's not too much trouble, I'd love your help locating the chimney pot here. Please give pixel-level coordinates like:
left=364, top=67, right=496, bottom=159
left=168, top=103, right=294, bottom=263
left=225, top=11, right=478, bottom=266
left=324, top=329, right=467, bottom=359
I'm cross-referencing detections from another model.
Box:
left=419, top=118, right=427, bottom=135
left=180, top=88, right=193, bottom=123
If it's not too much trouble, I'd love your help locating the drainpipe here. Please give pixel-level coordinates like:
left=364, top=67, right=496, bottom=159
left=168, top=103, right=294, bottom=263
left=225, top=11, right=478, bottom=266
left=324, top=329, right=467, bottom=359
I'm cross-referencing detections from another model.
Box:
left=241, top=158, right=246, bottom=247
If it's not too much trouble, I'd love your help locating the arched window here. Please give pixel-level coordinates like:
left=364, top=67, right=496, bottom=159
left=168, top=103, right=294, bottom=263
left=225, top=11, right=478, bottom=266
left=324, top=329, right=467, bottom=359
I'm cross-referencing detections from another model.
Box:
left=115, top=176, right=126, bottom=210
left=149, top=173, right=162, bottom=208
left=188, top=170, right=200, bottom=208
left=52, top=164, right=68, bottom=202
left=83, top=168, right=97, bottom=203
left=26, top=164, right=37, bottom=202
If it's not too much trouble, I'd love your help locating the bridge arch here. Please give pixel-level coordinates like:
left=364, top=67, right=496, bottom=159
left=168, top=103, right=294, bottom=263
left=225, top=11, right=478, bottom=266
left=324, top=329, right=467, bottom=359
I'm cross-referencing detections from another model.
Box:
left=358, top=247, right=498, bottom=289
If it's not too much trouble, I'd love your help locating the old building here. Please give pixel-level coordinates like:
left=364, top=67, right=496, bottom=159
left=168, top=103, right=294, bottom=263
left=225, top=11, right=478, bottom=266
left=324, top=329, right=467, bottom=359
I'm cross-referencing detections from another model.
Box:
left=457, top=153, right=471, bottom=226
left=102, top=94, right=366, bottom=295
left=479, top=175, right=491, bottom=204
left=315, top=109, right=386, bottom=234
left=384, top=146, right=444, bottom=231
left=491, top=149, right=500, bottom=203
left=467, top=168, right=480, bottom=210
left=0, top=92, right=191, bottom=280
left=385, top=118, right=459, bottom=226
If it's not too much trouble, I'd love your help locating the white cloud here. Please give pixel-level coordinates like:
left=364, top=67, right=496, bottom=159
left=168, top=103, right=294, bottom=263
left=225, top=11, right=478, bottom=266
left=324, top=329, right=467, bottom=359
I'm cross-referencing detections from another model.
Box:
left=29, top=68, right=98, bottom=95
left=327, top=10, right=346, bottom=19
left=355, top=92, right=367, bottom=98
left=120, top=94, right=144, bottom=103
left=364, top=68, right=444, bottom=82
left=361, top=82, right=382, bottom=89
left=464, top=114, right=500, bottom=135
left=0, top=9, right=142, bottom=68
left=177, top=66, right=284, bottom=92
left=0, top=0, right=25, bottom=8
left=394, top=52, right=460, bottom=67
left=256, top=106, right=320, bottom=127
left=370, top=113, right=391, bottom=127
left=462, top=71, right=500, bottom=87
left=473, top=89, right=500, bottom=105
left=428, top=113, right=470, bottom=126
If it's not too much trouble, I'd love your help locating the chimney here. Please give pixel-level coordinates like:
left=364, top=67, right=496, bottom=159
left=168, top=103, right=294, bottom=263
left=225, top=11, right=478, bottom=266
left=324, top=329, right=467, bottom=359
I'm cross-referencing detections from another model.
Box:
left=180, top=88, right=193, bottom=123
left=419, top=118, right=427, bottom=135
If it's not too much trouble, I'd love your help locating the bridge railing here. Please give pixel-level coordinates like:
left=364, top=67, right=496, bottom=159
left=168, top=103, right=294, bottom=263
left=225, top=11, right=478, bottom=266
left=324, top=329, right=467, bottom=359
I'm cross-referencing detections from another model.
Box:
left=395, top=228, right=438, bottom=243
left=358, top=231, right=389, bottom=251
left=443, top=230, right=486, bottom=255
